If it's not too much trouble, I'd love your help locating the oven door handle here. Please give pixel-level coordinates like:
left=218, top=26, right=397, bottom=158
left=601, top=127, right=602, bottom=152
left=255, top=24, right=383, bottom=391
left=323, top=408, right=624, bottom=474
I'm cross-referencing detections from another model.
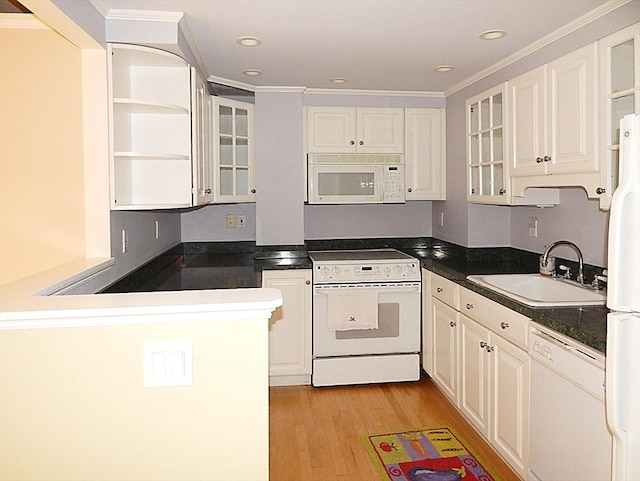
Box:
left=313, top=283, right=421, bottom=293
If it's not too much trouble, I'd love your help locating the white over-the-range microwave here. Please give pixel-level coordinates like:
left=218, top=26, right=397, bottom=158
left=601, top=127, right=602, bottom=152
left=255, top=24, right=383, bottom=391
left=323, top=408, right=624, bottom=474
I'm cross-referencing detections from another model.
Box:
left=307, top=154, right=405, bottom=204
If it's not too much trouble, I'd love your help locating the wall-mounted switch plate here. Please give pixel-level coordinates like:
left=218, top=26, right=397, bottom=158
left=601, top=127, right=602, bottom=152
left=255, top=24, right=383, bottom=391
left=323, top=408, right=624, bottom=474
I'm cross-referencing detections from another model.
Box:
left=226, top=214, right=236, bottom=229
left=121, top=229, right=128, bottom=253
left=143, top=341, right=193, bottom=388
left=439, top=212, right=444, bottom=227
left=155, top=220, right=159, bottom=239
left=528, top=216, right=538, bottom=237
left=237, top=214, right=246, bottom=228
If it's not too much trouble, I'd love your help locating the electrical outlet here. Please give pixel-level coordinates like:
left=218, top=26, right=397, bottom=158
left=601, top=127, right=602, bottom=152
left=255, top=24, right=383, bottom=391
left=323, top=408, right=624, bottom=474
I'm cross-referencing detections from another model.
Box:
left=528, top=216, right=538, bottom=237
left=121, top=229, right=128, bottom=253
left=237, top=214, right=246, bottom=228
left=226, top=214, right=236, bottom=229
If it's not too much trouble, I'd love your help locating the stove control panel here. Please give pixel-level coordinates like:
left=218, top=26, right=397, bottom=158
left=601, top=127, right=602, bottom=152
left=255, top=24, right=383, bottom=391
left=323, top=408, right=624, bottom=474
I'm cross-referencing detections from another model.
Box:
left=313, top=261, right=419, bottom=283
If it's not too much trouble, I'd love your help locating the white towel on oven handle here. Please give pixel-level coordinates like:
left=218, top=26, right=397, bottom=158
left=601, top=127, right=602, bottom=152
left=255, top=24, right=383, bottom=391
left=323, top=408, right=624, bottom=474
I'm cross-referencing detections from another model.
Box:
left=326, top=288, right=379, bottom=331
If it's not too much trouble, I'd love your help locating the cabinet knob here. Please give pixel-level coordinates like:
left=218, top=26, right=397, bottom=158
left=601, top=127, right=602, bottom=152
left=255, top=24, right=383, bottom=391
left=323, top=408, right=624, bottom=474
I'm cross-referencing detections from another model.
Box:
left=408, top=188, right=413, bottom=192
left=536, top=157, right=543, bottom=164
left=350, top=140, right=355, bottom=145
left=499, top=189, right=506, bottom=195
left=466, top=303, right=474, bottom=310
left=436, top=287, right=443, bottom=293
left=359, top=140, right=364, bottom=145
left=480, top=341, right=487, bottom=348
left=205, top=188, right=212, bottom=194
left=450, top=321, right=456, bottom=328
left=251, top=189, right=256, bottom=194
left=543, top=156, right=551, bottom=162
left=305, top=280, right=310, bottom=285
left=486, top=344, right=494, bottom=353
left=500, top=322, right=509, bottom=329
left=596, top=187, right=606, bottom=195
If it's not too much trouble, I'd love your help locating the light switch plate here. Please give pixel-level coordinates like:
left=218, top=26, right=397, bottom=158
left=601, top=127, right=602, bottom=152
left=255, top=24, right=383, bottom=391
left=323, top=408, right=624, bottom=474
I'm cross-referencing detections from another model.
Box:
left=143, top=341, right=193, bottom=388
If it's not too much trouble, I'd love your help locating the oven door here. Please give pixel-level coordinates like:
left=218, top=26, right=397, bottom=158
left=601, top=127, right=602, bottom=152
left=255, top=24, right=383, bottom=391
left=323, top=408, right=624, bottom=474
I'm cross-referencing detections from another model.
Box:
left=313, top=282, right=421, bottom=357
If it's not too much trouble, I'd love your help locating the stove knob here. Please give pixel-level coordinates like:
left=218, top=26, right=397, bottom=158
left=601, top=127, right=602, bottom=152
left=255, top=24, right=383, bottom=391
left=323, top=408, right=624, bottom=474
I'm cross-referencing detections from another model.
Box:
left=384, top=266, right=392, bottom=275
left=332, top=266, right=341, bottom=276
left=322, top=266, right=331, bottom=277
left=396, top=265, right=404, bottom=274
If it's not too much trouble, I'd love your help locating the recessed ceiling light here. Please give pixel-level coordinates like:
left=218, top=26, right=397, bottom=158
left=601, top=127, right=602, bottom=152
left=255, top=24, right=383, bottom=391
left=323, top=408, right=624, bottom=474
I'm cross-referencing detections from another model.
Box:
left=331, top=78, right=348, bottom=84
left=243, top=69, right=262, bottom=76
left=479, top=29, right=507, bottom=40
left=236, top=36, right=262, bottom=47
left=434, top=65, right=454, bottom=73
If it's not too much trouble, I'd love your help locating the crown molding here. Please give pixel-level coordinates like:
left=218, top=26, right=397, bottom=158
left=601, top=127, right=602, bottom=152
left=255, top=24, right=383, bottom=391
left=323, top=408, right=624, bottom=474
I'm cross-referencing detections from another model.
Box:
left=303, top=88, right=445, bottom=98
left=445, top=0, right=633, bottom=96
left=209, top=76, right=258, bottom=92
left=105, top=8, right=183, bottom=23
left=176, top=16, right=210, bottom=80
left=256, top=86, right=307, bottom=93
left=0, top=13, right=47, bottom=29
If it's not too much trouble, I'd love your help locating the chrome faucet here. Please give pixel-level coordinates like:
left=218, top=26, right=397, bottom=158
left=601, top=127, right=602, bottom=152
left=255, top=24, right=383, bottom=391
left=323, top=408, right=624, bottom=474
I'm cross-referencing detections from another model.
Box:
left=541, top=240, right=585, bottom=284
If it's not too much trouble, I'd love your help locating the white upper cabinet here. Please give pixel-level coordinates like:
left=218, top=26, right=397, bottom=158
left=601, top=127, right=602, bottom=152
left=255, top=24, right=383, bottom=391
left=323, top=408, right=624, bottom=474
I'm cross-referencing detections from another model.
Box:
left=405, top=108, right=446, bottom=200
left=306, top=107, right=404, bottom=153
left=192, top=69, right=213, bottom=205
left=108, top=43, right=195, bottom=210
left=510, top=43, right=600, bottom=196
left=212, top=98, right=256, bottom=203
left=466, top=83, right=559, bottom=205
left=598, top=23, right=640, bottom=210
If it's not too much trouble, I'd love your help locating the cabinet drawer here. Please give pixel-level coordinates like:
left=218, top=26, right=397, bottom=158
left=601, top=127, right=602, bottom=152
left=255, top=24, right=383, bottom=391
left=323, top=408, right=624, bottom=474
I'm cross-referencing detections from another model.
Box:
left=459, top=288, right=529, bottom=348
left=431, top=274, right=459, bottom=309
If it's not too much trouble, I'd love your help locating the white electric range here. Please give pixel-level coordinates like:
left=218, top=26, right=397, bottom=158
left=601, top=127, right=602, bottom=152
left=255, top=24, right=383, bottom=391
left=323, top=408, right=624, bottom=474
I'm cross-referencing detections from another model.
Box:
left=308, top=249, right=421, bottom=387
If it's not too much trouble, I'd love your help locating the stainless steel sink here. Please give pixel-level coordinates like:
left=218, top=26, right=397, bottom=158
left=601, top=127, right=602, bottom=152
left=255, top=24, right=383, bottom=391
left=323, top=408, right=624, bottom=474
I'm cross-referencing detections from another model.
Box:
left=466, top=273, right=606, bottom=307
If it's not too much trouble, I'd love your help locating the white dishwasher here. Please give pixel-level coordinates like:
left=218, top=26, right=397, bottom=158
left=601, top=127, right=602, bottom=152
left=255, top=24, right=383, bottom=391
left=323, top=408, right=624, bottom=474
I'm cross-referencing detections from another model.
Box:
left=528, top=325, right=612, bottom=481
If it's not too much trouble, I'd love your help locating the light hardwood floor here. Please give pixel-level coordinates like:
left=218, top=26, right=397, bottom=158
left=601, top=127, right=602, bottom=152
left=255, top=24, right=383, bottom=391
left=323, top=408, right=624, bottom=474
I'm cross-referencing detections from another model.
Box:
left=269, top=375, right=519, bottom=481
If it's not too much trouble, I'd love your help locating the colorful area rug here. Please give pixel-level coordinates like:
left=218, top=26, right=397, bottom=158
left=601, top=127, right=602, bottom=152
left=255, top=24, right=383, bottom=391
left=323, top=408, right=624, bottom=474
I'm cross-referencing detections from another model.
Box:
left=362, top=426, right=497, bottom=481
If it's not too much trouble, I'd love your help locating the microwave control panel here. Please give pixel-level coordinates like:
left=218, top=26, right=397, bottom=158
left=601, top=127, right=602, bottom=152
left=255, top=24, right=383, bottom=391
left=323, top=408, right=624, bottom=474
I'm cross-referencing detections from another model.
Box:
left=383, top=164, right=405, bottom=203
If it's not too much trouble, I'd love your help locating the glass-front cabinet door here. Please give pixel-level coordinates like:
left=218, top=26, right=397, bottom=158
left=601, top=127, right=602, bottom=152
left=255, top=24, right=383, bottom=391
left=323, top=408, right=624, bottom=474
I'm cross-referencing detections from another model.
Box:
left=467, top=83, right=507, bottom=203
left=213, top=98, right=255, bottom=203
left=599, top=23, right=640, bottom=210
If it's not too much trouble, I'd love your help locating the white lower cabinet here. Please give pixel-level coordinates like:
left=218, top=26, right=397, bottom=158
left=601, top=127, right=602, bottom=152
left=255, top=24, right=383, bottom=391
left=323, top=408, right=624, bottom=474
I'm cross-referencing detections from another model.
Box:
left=425, top=271, right=530, bottom=479
left=262, top=269, right=312, bottom=386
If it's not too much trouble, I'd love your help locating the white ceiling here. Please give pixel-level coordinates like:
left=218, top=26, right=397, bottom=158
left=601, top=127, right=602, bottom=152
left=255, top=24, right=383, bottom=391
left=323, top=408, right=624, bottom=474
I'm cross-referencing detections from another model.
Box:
left=97, top=0, right=613, bottom=94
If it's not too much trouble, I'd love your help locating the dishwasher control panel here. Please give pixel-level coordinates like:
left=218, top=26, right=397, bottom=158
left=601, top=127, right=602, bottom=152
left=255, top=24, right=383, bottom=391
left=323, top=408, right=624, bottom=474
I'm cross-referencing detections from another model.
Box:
left=529, top=327, right=605, bottom=399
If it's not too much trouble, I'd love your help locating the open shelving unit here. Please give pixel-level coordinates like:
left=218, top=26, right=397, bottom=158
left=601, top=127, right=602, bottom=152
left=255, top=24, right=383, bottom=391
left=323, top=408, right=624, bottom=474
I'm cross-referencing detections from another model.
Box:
left=108, top=43, right=193, bottom=209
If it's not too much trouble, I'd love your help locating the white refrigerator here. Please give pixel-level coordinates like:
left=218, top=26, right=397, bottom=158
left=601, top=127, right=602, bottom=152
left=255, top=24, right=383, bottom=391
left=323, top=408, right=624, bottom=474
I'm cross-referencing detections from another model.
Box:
left=606, top=112, right=640, bottom=481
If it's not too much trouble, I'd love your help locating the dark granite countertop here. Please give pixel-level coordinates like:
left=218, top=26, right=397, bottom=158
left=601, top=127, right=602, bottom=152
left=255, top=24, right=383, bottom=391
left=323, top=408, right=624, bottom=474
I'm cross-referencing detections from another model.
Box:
left=102, top=238, right=607, bottom=353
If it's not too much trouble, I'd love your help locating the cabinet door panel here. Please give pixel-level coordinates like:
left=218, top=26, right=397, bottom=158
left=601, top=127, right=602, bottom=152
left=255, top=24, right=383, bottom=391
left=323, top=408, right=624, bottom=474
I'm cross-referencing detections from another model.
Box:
left=491, top=335, right=529, bottom=476
left=357, top=108, right=404, bottom=153
left=548, top=43, right=598, bottom=174
left=306, top=107, right=357, bottom=152
left=262, top=270, right=312, bottom=381
left=431, top=299, right=459, bottom=404
left=510, top=66, right=546, bottom=177
left=460, top=316, right=490, bottom=437
left=405, top=108, right=445, bottom=200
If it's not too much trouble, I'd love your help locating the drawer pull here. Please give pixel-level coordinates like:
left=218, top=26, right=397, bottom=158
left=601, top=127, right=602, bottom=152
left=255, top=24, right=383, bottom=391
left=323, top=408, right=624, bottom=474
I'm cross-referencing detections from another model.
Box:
left=437, top=287, right=443, bottom=293
left=450, top=321, right=456, bottom=328
left=500, top=321, right=509, bottom=329
left=466, top=303, right=474, bottom=310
